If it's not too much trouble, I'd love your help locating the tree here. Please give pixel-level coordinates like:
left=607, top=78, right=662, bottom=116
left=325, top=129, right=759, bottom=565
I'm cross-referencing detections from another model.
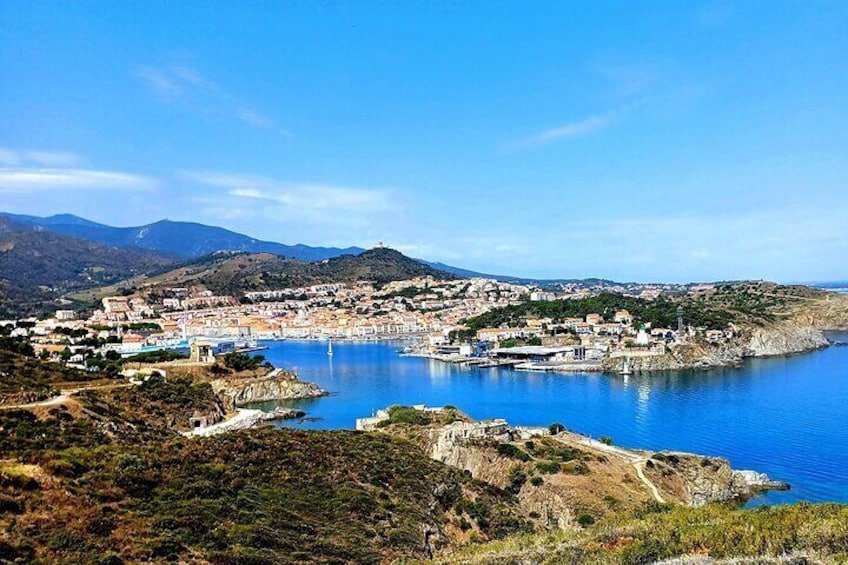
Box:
left=222, top=352, right=266, bottom=372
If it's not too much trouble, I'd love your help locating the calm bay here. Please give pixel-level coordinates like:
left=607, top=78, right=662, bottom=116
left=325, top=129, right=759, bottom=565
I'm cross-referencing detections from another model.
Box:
left=252, top=333, right=848, bottom=506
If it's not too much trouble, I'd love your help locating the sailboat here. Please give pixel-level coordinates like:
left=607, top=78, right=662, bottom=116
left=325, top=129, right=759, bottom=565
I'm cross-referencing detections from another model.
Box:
left=620, top=356, right=632, bottom=376
left=327, top=338, right=334, bottom=357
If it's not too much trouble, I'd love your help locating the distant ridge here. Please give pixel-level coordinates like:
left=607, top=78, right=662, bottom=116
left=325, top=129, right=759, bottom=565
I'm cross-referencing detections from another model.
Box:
left=0, top=212, right=627, bottom=285
left=0, top=216, right=174, bottom=317
left=105, top=246, right=455, bottom=298
left=422, top=260, right=625, bottom=286
left=0, top=213, right=364, bottom=261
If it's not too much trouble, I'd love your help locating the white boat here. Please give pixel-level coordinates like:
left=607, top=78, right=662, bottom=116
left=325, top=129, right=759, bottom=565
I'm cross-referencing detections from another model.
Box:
left=327, top=339, right=333, bottom=356
left=620, top=357, right=632, bottom=375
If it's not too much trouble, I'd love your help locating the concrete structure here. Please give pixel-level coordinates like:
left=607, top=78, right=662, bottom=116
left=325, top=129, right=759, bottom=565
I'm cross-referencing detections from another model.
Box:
left=491, top=345, right=586, bottom=363
left=189, top=338, right=236, bottom=363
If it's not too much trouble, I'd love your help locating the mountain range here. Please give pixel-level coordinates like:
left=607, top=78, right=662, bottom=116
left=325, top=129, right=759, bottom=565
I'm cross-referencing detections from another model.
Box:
left=0, top=213, right=606, bottom=285
left=0, top=213, right=364, bottom=261
left=0, top=217, right=174, bottom=318
left=0, top=214, right=456, bottom=317
left=123, top=247, right=454, bottom=299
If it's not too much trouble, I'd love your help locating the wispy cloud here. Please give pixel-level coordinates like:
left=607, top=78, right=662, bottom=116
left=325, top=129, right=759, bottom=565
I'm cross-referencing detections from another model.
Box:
left=137, top=66, right=182, bottom=98
left=137, top=62, right=288, bottom=135
left=0, top=147, right=82, bottom=167
left=235, top=107, right=281, bottom=132
left=509, top=112, right=617, bottom=150
left=181, top=171, right=393, bottom=212
left=0, top=167, right=158, bottom=193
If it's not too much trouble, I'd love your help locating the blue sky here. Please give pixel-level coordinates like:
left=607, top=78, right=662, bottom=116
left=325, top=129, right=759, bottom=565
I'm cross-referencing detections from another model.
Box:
left=1, top=1, right=846, bottom=282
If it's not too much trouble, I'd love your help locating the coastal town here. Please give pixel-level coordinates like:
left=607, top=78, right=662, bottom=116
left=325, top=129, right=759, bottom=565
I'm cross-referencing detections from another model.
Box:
left=2, top=270, right=748, bottom=376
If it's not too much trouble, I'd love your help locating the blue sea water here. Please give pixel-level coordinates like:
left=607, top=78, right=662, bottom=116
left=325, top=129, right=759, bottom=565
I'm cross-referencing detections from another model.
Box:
left=253, top=334, right=848, bottom=505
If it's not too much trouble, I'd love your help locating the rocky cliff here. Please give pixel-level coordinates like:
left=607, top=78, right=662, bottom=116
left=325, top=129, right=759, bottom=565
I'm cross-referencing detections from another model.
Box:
left=378, top=409, right=787, bottom=533
left=210, top=368, right=327, bottom=409
left=602, top=320, right=830, bottom=373
left=746, top=321, right=829, bottom=356
left=646, top=452, right=789, bottom=507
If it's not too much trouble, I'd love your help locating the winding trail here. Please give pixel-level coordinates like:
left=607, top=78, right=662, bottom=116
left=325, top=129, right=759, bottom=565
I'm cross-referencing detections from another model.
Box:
left=557, top=433, right=667, bottom=504
left=0, top=383, right=133, bottom=411
left=632, top=459, right=666, bottom=503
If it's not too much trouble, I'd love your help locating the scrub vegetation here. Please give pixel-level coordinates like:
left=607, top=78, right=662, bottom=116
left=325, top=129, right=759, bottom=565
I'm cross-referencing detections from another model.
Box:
left=430, top=502, right=848, bottom=564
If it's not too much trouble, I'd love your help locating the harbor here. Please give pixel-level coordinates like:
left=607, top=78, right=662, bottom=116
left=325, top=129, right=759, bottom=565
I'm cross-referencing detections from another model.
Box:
left=400, top=344, right=604, bottom=372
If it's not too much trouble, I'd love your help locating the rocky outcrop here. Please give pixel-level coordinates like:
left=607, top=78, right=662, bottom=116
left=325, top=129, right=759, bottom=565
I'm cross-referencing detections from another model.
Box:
left=603, top=344, right=746, bottom=372
left=187, top=396, right=228, bottom=430
left=427, top=419, right=515, bottom=487
left=210, top=369, right=327, bottom=409
left=379, top=408, right=788, bottom=513
left=602, top=321, right=830, bottom=373
left=745, top=322, right=828, bottom=357
left=654, top=452, right=789, bottom=506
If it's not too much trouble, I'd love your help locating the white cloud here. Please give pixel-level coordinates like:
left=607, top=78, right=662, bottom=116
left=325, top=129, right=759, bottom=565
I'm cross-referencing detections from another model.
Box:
left=181, top=171, right=393, bottom=213
left=0, top=168, right=158, bottom=192
left=509, top=113, right=617, bottom=150
left=137, top=66, right=183, bottom=97
left=23, top=151, right=80, bottom=167
left=0, top=148, right=81, bottom=167
left=234, top=107, right=290, bottom=137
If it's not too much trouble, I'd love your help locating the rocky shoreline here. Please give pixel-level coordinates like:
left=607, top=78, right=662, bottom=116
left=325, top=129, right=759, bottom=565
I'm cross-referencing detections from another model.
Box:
left=602, top=322, right=831, bottom=373
left=210, top=368, right=328, bottom=408
left=365, top=405, right=789, bottom=529
left=185, top=406, right=306, bottom=437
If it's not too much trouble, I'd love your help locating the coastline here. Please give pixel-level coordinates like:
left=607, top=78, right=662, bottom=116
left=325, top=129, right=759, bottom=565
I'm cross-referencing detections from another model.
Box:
left=364, top=405, right=789, bottom=511
left=185, top=406, right=306, bottom=437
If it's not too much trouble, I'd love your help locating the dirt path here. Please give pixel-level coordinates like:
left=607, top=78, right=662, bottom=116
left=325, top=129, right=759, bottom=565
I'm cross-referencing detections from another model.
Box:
left=632, top=459, right=666, bottom=503
left=0, top=393, right=72, bottom=410
left=0, top=383, right=133, bottom=411
left=557, top=433, right=667, bottom=503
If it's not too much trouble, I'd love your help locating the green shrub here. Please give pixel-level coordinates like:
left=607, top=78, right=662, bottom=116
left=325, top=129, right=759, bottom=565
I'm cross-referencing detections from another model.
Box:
left=221, top=352, right=266, bottom=372
left=529, top=476, right=543, bottom=487
left=386, top=406, right=430, bottom=425
left=636, top=500, right=674, bottom=517
left=577, top=512, right=595, bottom=527
left=561, top=460, right=590, bottom=475
left=603, top=494, right=620, bottom=509
left=549, top=423, right=566, bottom=435
left=535, top=461, right=560, bottom=475
left=496, top=443, right=531, bottom=462
left=507, top=467, right=527, bottom=495
left=619, top=538, right=666, bottom=565
left=599, top=435, right=614, bottom=446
